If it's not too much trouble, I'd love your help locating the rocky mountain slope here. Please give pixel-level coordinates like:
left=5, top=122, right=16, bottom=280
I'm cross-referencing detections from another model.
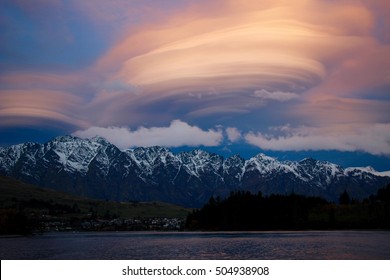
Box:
left=1, top=136, right=389, bottom=207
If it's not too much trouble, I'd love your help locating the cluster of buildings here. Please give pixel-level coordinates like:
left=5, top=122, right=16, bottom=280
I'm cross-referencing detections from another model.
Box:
left=40, top=216, right=185, bottom=232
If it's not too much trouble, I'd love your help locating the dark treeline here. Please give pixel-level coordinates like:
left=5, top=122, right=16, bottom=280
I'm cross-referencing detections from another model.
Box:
left=186, top=184, right=390, bottom=230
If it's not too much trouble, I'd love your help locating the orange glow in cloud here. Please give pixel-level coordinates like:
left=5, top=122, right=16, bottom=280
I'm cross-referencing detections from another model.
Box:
left=1, top=0, right=389, bottom=154
left=0, top=72, right=87, bottom=90
left=100, top=0, right=382, bottom=106
left=87, top=0, right=389, bottom=153
left=0, top=89, right=88, bottom=127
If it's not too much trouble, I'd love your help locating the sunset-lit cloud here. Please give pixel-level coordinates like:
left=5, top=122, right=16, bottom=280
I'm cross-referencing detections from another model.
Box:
left=93, top=0, right=389, bottom=127
left=1, top=0, right=389, bottom=163
left=0, top=88, right=88, bottom=128
left=253, top=89, right=300, bottom=103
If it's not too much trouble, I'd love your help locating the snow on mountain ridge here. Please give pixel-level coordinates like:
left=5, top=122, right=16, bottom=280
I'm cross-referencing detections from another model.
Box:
left=344, top=167, right=390, bottom=178
left=1, top=136, right=390, bottom=207
left=1, top=135, right=389, bottom=184
left=44, top=136, right=107, bottom=173
left=0, top=136, right=390, bottom=179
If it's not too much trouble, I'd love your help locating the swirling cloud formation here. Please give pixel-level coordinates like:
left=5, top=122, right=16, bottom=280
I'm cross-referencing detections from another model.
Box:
left=1, top=0, right=389, bottom=155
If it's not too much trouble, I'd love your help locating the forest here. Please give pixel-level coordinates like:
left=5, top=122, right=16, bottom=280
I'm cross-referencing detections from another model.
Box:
left=185, top=184, right=390, bottom=230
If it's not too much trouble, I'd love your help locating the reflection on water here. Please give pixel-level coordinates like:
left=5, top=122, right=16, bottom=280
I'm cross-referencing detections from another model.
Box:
left=1, top=231, right=389, bottom=259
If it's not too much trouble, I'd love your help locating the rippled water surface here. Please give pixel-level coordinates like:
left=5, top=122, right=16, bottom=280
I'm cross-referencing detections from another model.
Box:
left=1, top=231, right=389, bottom=259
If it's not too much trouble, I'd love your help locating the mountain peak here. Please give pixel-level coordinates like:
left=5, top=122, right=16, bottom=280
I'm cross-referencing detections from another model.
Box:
left=1, top=135, right=390, bottom=207
left=251, top=153, right=278, bottom=162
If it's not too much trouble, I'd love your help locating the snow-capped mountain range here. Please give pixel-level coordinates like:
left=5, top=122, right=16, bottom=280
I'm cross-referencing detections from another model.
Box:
left=1, top=135, right=389, bottom=207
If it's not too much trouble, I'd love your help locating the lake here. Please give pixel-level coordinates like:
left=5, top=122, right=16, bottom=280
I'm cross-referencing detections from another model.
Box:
left=1, top=231, right=389, bottom=259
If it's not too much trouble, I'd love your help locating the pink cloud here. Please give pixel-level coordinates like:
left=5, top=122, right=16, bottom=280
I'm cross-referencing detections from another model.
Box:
left=91, top=0, right=388, bottom=124
left=253, top=89, right=300, bottom=102
left=1, top=0, right=389, bottom=156
left=0, top=71, right=88, bottom=90
left=0, top=89, right=88, bottom=128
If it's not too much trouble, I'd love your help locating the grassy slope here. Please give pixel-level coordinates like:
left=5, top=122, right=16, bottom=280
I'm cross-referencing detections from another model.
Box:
left=0, top=175, right=190, bottom=218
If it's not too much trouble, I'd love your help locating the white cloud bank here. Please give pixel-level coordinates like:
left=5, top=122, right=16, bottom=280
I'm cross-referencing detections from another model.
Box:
left=245, top=123, right=390, bottom=156
left=73, top=120, right=390, bottom=156
left=72, top=119, right=223, bottom=149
